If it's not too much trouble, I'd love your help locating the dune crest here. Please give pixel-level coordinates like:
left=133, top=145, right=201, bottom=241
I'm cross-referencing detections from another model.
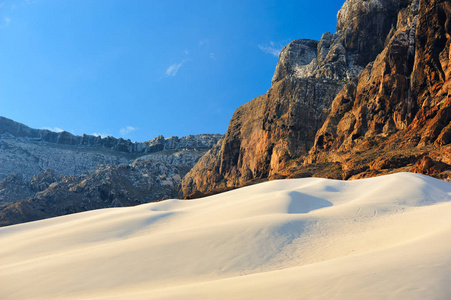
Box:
left=1, top=172, right=450, bottom=299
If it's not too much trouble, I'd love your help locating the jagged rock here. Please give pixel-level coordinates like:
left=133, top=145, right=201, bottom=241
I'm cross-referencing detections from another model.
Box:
left=411, top=155, right=449, bottom=177
left=30, top=169, right=59, bottom=192
left=0, top=117, right=221, bottom=226
left=0, top=116, right=221, bottom=155
left=0, top=174, right=33, bottom=210
left=337, top=0, right=410, bottom=66
left=0, top=150, right=207, bottom=227
left=0, top=116, right=222, bottom=180
left=181, top=0, right=412, bottom=195
left=311, top=0, right=449, bottom=153
left=181, top=77, right=343, bottom=195
left=272, top=39, right=318, bottom=83
left=182, top=0, right=450, bottom=197
left=309, top=0, right=450, bottom=179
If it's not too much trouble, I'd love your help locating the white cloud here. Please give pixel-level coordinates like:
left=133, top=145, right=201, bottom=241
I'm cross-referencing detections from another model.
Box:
left=165, top=59, right=190, bottom=77
left=92, top=133, right=108, bottom=138
left=0, top=16, right=11, bottom=28
left=198, top=39, right=208, bottom=46
left=258, top=42, right=282, bottom=57
left=210, top=53, right=216, bottom=60
left=119, top=126, right=136, bottom=136
left=41, top=127, right=64, bottom=133
left=165, top=62, right=184, bottom=77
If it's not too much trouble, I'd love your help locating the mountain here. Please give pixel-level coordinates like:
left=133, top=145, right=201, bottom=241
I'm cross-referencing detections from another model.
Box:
left=2, top=173, right=451, bottom=299
left=181, top=0, right=450, bottom=197
left=0, top=116, right=221, bottom=226
left=0, top=116, right=221, bottom=180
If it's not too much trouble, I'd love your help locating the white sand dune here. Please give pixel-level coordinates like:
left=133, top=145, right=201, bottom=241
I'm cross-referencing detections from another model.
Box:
left=1, top=172, right=451, bottom=299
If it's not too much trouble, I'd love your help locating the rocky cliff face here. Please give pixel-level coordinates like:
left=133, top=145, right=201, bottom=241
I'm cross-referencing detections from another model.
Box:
left=308, top=0, right=450, bottom=178
left=0, top=116, right=221, bottom=180
left=0, top=116, right=220, bottom=155
left=0, top=153, right=195, bottom=226
left=0, top=117, right=221, bottom=226
left=182, top=0, right=450, bottom=197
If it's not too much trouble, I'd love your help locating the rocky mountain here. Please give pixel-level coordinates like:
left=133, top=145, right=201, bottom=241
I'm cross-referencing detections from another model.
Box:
left=0, top=152, right=201, bottom=226
left=0, top=116, right=221, bottom=180
left=2, top=0, right=450, bottom=225
left=181, top=0, right=450, bottom=197
left=0, top=117, right=221, bottom=226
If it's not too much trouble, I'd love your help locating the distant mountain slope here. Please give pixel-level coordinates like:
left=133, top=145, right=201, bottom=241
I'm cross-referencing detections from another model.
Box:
left=0, top=116, right=222, bottom=180
left=1, top=173, right=450, bottom=299
left=0, top=153, right=198, bottom=226
left=0, top=116, right=222, bottom=226
left=181, top=0, right=450, bottom=197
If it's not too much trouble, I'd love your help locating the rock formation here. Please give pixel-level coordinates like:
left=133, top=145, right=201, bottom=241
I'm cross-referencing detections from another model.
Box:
left=0, top=117, right=221, bottom=226
left=0, top=152, right=199, bottom=226
left=309, top=0, right=450, bottom=177
left=182, top=0, right=450, bottom=197
left=0, top=116, right=221, bottom=180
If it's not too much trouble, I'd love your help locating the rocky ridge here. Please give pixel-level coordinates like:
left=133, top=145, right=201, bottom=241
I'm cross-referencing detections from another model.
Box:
left=0, top=152, right=199, bottom=226
left=181, top=0, right=450, bottom=197
left=0, top=117, right=221, bottom=226
left=0, top=116, right=220, bottom=155
left=0, top=116, right=221, bottom=180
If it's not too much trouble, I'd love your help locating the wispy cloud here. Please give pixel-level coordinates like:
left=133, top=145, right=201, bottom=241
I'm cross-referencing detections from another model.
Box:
left=198, top=39, right=209, bottom=46
left=92, top=133, right=109, bottom=138
left=165, top=59, right=190, bottom=77
left=258, top=41, right=282, bottom=57
left=119, top=126, right=136, bottom=136
left=0, top=16, right=11, bottom=28
left=210, top=53, right=216, bottom=60
left=165, top=62, right=183, bottom=77
left=41, top=126, right=64, bottom=133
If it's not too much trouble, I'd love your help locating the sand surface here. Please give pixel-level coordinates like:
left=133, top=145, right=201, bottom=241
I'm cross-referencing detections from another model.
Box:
left=1, top=172, right=451, bottom=299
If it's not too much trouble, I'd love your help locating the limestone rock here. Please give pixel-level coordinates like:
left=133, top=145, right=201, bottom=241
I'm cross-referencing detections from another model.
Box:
left=0, top=150, right=206, bottom=227
left=0, top=117, right=221, bottom=226
left=181, top=0, right=413, bottom=196
left=311, top=0, right=449, bottom=153
left=337, top=0, right=410, bottom=66
left=0, top=116, right=222, bottom=180
left=182, top=0, right=450, bottom=197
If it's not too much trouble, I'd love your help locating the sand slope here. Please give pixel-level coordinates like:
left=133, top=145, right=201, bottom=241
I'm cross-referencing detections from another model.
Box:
left=1, top=172, right=451, bottom=299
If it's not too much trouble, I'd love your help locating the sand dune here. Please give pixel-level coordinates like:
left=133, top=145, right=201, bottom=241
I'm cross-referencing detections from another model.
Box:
left=1, top=172, right=450, bottom=299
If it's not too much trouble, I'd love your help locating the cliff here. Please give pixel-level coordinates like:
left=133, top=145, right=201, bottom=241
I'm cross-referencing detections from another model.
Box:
left=0, top=116, right=220, bottom=154
left=0, top=116, right=221, bottom=180
left=0, top=152, right=199, bottom=226
left=0, top=117, right=221, bottom=226
left=182, top=0, right=450, bottom=197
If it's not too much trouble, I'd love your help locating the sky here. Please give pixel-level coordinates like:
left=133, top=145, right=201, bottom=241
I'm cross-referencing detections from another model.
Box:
left=0, top=0, right=344, bottom=142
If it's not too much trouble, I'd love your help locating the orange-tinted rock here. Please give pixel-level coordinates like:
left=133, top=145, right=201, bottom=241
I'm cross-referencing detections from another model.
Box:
left=182, top=0, right=451, bottom=198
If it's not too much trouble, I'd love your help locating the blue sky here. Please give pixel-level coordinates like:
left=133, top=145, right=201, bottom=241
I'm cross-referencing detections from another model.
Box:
left=0, top=0, right=344, bottom=142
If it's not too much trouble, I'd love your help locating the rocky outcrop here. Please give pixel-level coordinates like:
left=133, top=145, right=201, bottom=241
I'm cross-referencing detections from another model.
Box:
left=0, top=116, right=221, bottom=154
left=311, top=0, right=419, bottom=152
left=182, top=0, right=450, bottom=196
left=308, top=0, right=450, bottom=178
left=0, top=169, right=59, bottom=210
left=0, top=117, right=221, bottom=226
left=0, top=150, right=206, bottom=226
left=181, top=77, right=342, bottom=195
left=181, top=0, right=423, bottom=195
left=336, top=0, right=411, bottom=66
left=0, top=116, right=222, bottom=180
